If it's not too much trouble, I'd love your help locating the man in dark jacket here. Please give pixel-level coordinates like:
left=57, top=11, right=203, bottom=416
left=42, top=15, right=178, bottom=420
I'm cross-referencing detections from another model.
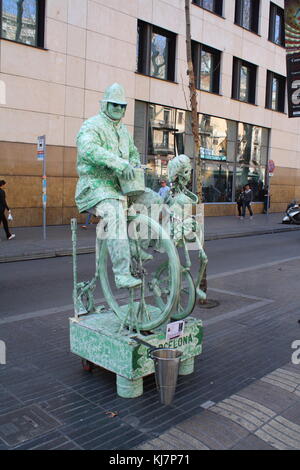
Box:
left=0, top=180, right=15, bottom=240
left=236, top=186, right=244, bottom=217
left=240, top=184, right=253, bottom=219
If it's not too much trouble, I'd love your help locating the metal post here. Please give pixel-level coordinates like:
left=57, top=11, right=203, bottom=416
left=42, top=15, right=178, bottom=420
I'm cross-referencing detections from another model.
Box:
left=71, top=218, right=78, bottom=319
left=42, top=136, right=47, bottom=240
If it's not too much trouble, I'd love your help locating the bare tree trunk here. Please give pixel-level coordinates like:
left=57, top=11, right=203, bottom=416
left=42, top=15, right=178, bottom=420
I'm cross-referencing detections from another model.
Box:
left=185, top=0, right=208, bottom=294
left=184, top=0, right=202, bottom=202
left=16, top=0, right=25, bottom=42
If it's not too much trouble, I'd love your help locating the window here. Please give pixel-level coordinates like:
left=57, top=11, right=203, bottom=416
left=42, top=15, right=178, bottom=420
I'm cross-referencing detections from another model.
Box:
left=137, top=20, right=176, bottom=82
left=199, top=114, right=236, bottom=162
left=192, top=42, right=221, bottom=93
left=0, top=0, right=45, bottom=47
left=232, top=57, right=257, bottom=104
left=134, top=101, right=270, bottom=203
left=134, top=102, right=187, bottom=189
left=236, top=123, right=268, bottom=201
left=235, top=0, right=260, bottom=34
left=192, top=0, right=223, bottom=16
left=268, top=2, right=285, bottom=47
left=266, top=71, right=285, bottom=112
left=202, top=162, right=234, bottom=202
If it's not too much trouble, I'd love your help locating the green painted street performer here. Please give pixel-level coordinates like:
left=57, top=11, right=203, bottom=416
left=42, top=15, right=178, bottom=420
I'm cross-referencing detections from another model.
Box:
left=75, top=83, right=160, bottom=289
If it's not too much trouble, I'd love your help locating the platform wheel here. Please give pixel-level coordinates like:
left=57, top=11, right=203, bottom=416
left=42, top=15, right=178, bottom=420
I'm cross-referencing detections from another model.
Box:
left=81, top=358, right=94, bottom=372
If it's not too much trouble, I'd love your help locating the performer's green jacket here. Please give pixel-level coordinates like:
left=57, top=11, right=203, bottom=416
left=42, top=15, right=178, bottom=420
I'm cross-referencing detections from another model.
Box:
left=75, top=111, right=140, bottom=213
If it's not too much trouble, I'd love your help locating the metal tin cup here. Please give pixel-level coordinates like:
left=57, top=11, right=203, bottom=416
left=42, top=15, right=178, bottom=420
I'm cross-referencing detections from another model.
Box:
left=150, top=348, right=182, bottom=405
left=118, top=167, right=145, bottom=196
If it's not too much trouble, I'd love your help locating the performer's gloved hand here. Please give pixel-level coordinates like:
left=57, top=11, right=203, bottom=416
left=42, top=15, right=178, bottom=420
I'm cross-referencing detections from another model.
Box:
left=122, top=164, right=135, bottom=181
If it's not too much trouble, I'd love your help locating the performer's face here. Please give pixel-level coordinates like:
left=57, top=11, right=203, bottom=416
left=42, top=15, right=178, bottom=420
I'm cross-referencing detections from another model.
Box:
left=106, top=102, right=126, bottom=121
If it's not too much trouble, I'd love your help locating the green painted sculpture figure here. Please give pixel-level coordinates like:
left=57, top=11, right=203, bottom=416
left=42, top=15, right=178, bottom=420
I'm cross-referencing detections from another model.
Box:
left=72, top=102, right=206, bottom=396
left=167, top=154, right=208, bottom=303
left=74, top=83, right=207, bottom=330
left=75, top=83, right=160, bottom=290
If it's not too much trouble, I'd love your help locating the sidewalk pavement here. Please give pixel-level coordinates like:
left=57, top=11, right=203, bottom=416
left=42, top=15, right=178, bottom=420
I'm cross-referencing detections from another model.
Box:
left=0, top=260, right=299, bottom=450
left=0, top=218, right=300, bottom=450
left=0, top=213, right=299, bottom=263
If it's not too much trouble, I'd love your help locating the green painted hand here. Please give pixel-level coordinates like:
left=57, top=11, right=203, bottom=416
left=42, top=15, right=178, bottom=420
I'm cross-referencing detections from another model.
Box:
left=122, top=164, right=135, bottom=181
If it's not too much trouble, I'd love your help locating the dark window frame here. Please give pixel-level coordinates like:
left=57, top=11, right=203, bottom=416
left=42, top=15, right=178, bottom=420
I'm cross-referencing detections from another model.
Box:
left=0, top=0, right=45, bottom=48
left=232, top=57, right=257, bottom=104
left=265, top=70, right=285, bottom=113
left=192, top=0, right=223, bottom=16
left=268, top=2, right=285, bottom=47
left=192, top=41, right=221, bottom=94
left=137, top=20, right=176, bottom=82
left=234, top=0, right=260, bottom=34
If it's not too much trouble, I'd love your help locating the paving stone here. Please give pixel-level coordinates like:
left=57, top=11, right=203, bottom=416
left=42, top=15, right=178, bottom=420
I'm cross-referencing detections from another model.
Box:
left=255, top=422, right=300, bottom=450
left=0, top=406, right=61, bottom=448
left=238, top=380, right=299, bottom=414
left=83, top=427, right=144, bottom=450
left=61, top=414, right=118, bottom=442
left=1, top=258, right=300, bottom=450
left=13, top=431, right=64, bottom=450
left=254, top=429, right=290, bottom=451
left=160, top=427, right=209, bottom=450
left=66, top=416, right=126, bottom=447
left=40, top=391, right=88, bottom=413
left=211, top=397, right=271, bottom=429
left=281, top=402, right=300, bottom=426
left=134, top=441, right=157, bottom=450
left=52, top=440, right=82, bottom=450
left=209, top=404, right=258, bottom=432
left=267, top=416, right=300, bottom=444
left=114, top=435, right=148, bottom=451
left=176, top=410, right=249, bottom=450
left=261, top=376, right=297, bottom=393
left=46, top=402, right=103, bottom=426
left=231, top=434, right=275, bottom=450
left=230, top=394, right=276, bottom=418
left=0, top=388, right=23, bottom=414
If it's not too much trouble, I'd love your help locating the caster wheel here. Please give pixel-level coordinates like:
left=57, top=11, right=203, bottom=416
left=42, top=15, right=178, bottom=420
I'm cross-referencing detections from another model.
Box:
left=81, top=359, right=94, bottom=372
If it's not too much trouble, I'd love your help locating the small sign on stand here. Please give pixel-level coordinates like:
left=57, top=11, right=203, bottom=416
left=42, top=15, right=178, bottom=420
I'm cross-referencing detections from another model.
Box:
left=166, top=320, right=185, bottom=341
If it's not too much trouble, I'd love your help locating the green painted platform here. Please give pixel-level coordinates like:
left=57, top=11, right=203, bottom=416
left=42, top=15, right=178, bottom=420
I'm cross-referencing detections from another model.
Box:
left=70, top=311, right=203, bottom=398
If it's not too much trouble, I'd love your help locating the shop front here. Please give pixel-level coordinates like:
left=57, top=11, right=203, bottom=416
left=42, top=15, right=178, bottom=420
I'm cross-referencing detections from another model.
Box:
left=134, top=101, right=269, bottom=215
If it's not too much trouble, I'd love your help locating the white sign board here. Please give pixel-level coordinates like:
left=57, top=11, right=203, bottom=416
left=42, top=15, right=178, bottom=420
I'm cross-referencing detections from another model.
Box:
left=166, top=320, right=185, bottom=340
left=37, top=135, right=45, bottom=160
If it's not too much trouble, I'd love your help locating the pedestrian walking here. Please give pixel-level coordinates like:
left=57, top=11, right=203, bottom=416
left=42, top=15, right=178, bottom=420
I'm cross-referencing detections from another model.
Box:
left=236, top=186, right=244, bottom=217
left=0, top=180, right=15, bottom=240
left=263, top=185, right=270, bottom=213
left=81, top=212, right=92, bottom=229
left=158, top=180, right=170, bottom=200
left=240, top=184, right=253, bottom=219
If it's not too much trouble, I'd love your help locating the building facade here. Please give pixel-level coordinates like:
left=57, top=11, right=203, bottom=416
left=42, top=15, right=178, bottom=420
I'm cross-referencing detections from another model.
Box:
left=0, top=0, right=299, bottom=226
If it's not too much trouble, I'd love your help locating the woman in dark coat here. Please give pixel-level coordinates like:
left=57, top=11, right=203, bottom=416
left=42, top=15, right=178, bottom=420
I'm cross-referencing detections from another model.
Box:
left=0, top=180, right=15, bottom=240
